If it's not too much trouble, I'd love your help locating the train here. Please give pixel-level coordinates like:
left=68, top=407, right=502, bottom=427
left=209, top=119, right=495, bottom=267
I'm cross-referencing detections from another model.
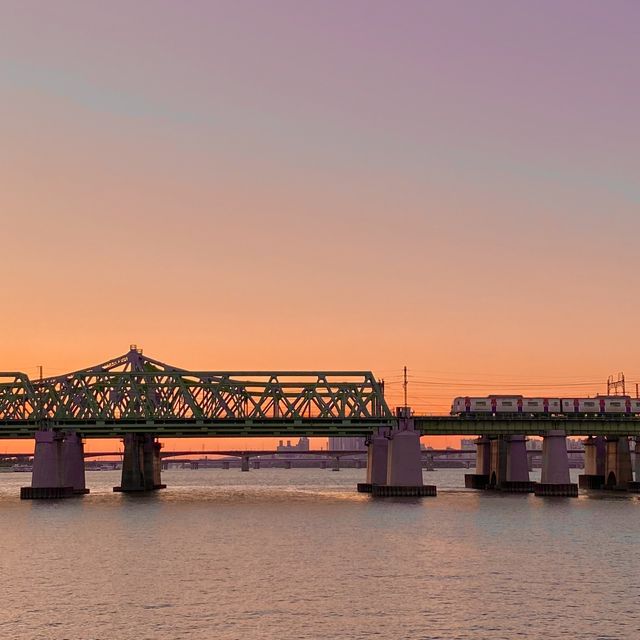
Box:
left=450, top=395, right=640, bottom=416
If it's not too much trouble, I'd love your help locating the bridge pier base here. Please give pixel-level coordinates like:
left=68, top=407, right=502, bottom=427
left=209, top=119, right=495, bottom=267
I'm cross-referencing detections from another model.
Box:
left=114, top=434, right=166, bottom=493
left=578, top=436, right=606, bottom=490
left=241, top=456, right=250, bottom=472
left=21, top=430, right=88, bottom=499
left=375, top=414, right=436, bottom=497
left=465, top=436, right=490, bottom=489
left=604, top=436, right=633, bottom=491
left=534, top=430, right=578, bottom=497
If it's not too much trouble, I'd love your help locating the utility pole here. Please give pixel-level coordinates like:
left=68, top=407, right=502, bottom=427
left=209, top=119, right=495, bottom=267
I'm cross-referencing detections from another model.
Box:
left=403, top=366, right=408, bottom=409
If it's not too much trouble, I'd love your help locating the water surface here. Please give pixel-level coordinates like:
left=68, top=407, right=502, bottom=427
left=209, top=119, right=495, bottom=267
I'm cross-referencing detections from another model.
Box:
left=1, top=468, right=638, bottom=639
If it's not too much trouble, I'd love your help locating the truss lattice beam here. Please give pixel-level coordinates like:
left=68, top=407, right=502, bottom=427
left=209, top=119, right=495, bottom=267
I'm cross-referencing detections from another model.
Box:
left=0, top=349, right=391, bottom=427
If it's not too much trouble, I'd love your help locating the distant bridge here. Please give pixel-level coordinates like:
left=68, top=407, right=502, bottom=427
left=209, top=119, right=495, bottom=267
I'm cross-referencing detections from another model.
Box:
left=0, top=448, right=581, bottom=460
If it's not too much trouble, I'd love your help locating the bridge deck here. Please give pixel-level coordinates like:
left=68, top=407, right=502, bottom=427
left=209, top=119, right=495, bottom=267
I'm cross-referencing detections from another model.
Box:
left=415, top=416, right=640, bottom=436
left=0, top=418, right=391, bottom=439
left=1, top=415, right=640, bottom=438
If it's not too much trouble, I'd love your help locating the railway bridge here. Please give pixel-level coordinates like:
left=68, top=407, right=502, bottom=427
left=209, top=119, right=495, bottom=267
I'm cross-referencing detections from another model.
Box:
left=2, top=347, right=639, bottom=498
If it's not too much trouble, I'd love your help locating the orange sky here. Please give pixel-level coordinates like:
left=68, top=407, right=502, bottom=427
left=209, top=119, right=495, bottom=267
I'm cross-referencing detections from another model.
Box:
left=2, top=2, right=639, bottom=454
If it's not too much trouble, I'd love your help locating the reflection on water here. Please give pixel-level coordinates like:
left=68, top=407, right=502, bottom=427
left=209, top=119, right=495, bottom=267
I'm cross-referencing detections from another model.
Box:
left=0, top=468, right=638, bottom=639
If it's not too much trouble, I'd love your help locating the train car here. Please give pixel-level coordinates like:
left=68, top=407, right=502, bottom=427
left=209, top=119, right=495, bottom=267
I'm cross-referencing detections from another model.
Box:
left=450, top=395, right=635, bottom=416
left=521, top=398, right=562, bottom=414
left=561, top=398, right=578, bottom=414
left=601, top=396, right=631, bottom=413
left=578, top=398, right=600, bottom=413
left=451, top=397, right=471, bottom=414
left=451, top=395, right=528, bottom=415
left=451, top=396, right=525, bottom=414
left=562, top=396, right=632, bottom=414
left=470, top=397, right=492, bottom=413
left=494, top=397, right=522, bottom=413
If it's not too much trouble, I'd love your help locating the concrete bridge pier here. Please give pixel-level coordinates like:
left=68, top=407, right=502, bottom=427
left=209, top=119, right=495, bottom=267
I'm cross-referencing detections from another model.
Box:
left=424, top=453, right=435, bottom=471
left=21, top=430, right=89, bottom=499
left=360, top=410, right=436, bottom=497
left=534, top=430, right=578, bottom=496
left=501, top=435, right=536, bottom=493
left=332, top=456, right=340, bottom=471
left=488, top=436, right=507, bottom=489
left=578, top=436, right=606, bottom=489
left=378, top=422, right=436, bottom=496
left=604, top=436, right=633, bottom=490
left=61, top=431, right=89, bottom=495
left=252, top=459, right=261, bottom=470
left=241, top=456, right=250, bottom=472
left=357, top=432, right=388, bottom=492
left=21, top=431, right=69, bottom=499
left=465, top=436, right=490, bottom=489
left=629, top=438, right=640, bottom=492
left=114, top=434, right=166, bottom=493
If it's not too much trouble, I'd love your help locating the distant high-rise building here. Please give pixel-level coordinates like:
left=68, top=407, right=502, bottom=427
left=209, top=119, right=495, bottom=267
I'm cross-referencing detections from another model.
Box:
left=276, top=437, right=310, bottom=452
left=328, top=437, right=366, bottom=451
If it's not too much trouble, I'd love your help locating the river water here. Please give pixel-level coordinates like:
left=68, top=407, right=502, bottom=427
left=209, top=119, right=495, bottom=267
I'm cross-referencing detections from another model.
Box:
left=0, top=468, right=639, bottom=639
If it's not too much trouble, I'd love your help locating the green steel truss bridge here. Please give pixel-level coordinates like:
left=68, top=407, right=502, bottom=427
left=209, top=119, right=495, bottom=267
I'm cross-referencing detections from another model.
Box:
left=2, top=347, right=640, bottom=439
left=0, top=348, right=392, bottom=439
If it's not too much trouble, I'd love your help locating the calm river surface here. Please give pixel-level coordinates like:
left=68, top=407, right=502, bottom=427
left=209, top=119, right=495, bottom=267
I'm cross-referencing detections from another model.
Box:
left=1, top=468, right=639, bottom=639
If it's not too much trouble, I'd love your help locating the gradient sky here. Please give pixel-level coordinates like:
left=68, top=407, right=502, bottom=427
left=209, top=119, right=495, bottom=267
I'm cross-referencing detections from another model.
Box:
left=1, top=1, right=639, bottom=452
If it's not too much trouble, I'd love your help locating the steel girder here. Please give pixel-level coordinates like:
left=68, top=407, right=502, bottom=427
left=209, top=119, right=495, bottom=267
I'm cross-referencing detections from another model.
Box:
left=0, top=348, right=392, bottom=428
left=414, top=416, right=640, bottom=436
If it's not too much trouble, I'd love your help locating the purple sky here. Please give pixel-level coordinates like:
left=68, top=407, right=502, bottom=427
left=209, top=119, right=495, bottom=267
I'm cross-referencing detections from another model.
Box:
left=1, top=1, right=639, bottom=413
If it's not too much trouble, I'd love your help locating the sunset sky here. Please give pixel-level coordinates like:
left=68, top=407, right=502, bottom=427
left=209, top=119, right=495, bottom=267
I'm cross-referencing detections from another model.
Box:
left=1, top=1, right=639, bottom=452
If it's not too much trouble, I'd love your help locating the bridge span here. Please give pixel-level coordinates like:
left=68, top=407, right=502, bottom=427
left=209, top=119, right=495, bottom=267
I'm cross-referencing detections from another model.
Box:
left=2, top=348, right=639, bottom=499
